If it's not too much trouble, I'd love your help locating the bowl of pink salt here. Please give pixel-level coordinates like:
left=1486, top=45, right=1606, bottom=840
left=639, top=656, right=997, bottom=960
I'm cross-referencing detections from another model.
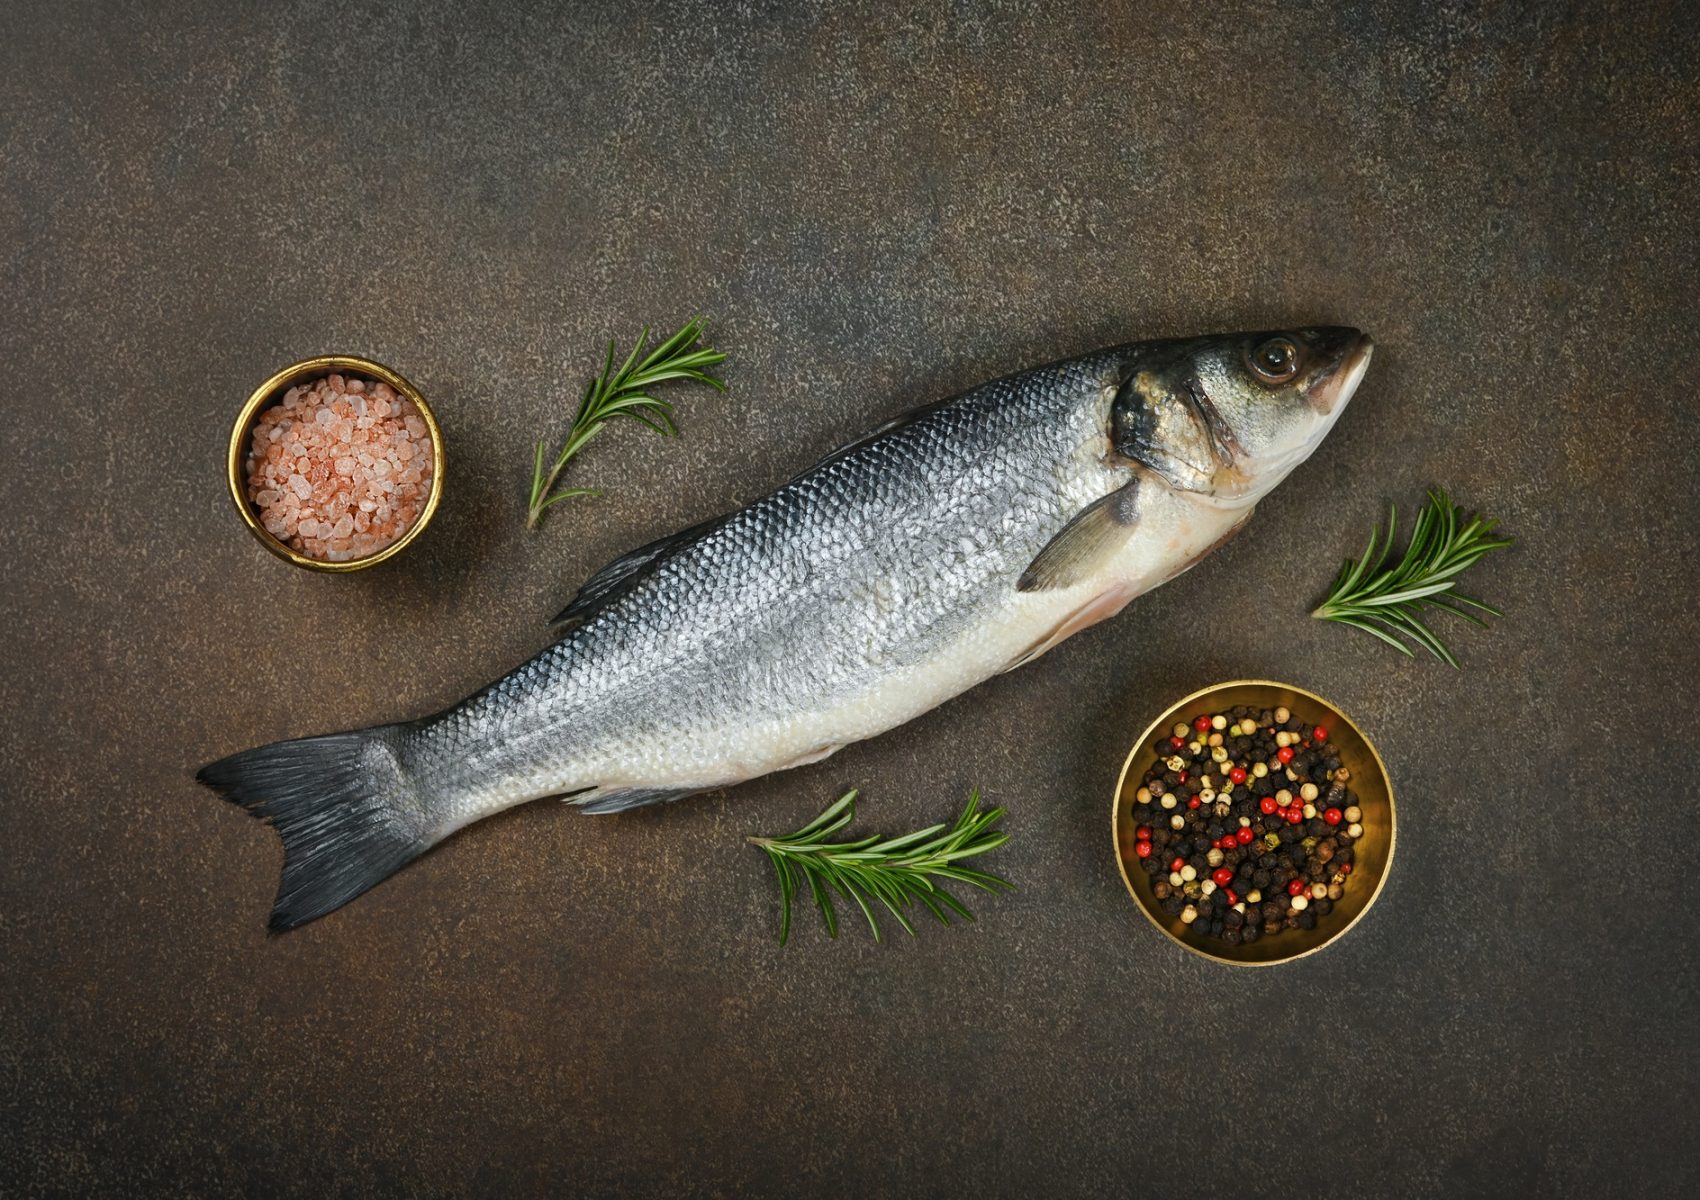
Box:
left=227, top=355, right=444, bottom=571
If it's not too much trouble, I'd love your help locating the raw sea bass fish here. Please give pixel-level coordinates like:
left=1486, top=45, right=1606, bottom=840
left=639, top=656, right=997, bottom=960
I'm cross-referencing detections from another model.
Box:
left=201, top=327, right=1373, bottom=929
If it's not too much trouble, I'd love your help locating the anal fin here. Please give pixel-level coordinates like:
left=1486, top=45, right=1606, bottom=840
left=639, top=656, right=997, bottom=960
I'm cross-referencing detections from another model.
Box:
left=570, top=786, right=701, bottom=815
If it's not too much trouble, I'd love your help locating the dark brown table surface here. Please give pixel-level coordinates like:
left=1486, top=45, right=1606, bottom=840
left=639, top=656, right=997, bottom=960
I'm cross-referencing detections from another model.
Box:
left=4, top=2, right=1697, bottom=1196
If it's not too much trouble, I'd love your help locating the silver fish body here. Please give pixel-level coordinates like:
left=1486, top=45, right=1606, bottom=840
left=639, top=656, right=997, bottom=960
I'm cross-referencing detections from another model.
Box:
left=201, top=327, right=1372, bottom=928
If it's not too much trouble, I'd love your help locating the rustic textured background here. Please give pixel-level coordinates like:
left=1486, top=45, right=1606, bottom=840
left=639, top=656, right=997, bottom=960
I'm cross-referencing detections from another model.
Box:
left=4, top=1, right=1697, bottom=1195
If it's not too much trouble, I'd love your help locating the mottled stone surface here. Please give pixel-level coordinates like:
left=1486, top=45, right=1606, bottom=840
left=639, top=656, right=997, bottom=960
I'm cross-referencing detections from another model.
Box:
left=3, top=1, right=1697, bottom=1195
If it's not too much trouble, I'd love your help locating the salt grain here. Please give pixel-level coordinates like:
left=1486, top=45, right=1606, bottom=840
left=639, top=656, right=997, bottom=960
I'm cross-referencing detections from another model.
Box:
left=244, top=373, right=433, bottom=561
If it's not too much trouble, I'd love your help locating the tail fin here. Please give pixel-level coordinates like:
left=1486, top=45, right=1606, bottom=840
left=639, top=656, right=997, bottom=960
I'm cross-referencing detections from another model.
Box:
left=197, top=725, right=433, bottom=931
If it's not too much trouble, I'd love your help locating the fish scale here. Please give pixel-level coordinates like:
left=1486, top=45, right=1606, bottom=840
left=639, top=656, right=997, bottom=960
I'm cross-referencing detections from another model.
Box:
left=199, top=327, right=1371, bottom=928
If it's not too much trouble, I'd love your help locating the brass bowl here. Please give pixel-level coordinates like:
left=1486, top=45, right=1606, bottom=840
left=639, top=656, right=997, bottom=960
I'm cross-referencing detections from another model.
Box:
left=1112, top=680, right=1395, bottom=966
left=226, top=355, right=445, bottom=572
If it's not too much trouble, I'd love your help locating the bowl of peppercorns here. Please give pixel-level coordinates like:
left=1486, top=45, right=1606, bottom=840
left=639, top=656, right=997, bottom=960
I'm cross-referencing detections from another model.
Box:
left=1112, top=680, right=1395, bottom=965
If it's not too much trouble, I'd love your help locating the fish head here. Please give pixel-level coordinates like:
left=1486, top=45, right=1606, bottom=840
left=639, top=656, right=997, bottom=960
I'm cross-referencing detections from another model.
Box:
left=1111, top=327, right=1372, bottom=505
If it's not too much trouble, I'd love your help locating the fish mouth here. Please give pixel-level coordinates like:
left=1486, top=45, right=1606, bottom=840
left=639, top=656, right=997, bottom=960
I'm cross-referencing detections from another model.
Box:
left=1308, top=334, right=1374, bottom=414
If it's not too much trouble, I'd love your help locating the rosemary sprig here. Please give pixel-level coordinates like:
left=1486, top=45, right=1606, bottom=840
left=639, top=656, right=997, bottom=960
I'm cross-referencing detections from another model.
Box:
left=1312, top=488, right=1512, bottom=667
left=526, top=317, right=726, bottom=529
left=749, top=789, right=1015, bottom=945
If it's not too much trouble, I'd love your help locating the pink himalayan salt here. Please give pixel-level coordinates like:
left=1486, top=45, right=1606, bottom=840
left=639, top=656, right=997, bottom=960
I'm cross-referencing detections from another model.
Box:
left=244, top=374, right=432, bottom=562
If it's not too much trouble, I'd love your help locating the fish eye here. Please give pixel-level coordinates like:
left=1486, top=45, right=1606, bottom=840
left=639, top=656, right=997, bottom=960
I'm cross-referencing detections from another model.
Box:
left=1247, top=337, right=1302, bottom=384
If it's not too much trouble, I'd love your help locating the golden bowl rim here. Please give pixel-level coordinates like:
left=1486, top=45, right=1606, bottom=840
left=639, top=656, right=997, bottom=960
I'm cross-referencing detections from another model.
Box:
left=1111, top=679, right=1396, bottom=967
left=225, top=355, right=446, bottom=573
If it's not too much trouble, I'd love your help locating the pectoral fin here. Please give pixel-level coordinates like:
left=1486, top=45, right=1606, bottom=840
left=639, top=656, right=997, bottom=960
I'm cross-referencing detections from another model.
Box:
left=1017, top=480, right=1140, bottom=592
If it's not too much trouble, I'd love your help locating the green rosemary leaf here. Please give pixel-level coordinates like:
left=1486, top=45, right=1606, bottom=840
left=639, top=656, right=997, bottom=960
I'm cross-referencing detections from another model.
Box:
left=1421, top=595, right=1491, bottom=627
left=912, top=889, right=950, bottom=924
left=1329, top=613, right=1419, bottom=656
left=769, top=852, right=796, bottom=947
left=932, top=889, right=974, bottom=921
left=806, top=868, right=838, bottom=940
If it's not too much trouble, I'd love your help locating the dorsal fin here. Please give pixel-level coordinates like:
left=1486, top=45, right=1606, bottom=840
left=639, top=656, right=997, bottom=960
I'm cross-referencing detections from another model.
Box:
left=552, top=400, right=955, bottom=626
left=549, top=512, right=729, bottom=627
left=792, top=398, right=955, bottom=483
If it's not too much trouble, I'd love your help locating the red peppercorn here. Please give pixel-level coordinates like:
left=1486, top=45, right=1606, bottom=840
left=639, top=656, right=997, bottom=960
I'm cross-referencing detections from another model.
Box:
left=1284, top=807, right=1303, bottom=825
left=1134, top=840, right=1152, bottom=859
left=1235, top=827, right=1255, bottom=845
left=1313, top=726, right=1328, bottom=741
left=1288, top=878, right=1305, bottom=896
left=1187, top=796, right=1201, bottom=810
left=1193, top=715, right=1212, bottom=732
left=1135, top=825, right=1152, bottom=840
left=1225, top=888, right=1239, bottom=906
left=1169, top=857, right=1185, bottom=873
left=1322, top=807, right=1343, bottom=826
left=1212, top=867, right=1234, bottom=886
left=1178, top=771, right=1188, bottom=783
left=1277, top=745, right=1295, bottom=764
left=1228, top=767, right=1247, bottom=784
left=1340, top=863, right=1353, bottom=874
left=1259, top=796, right=1278, bottom=815
left=1169, top=735, right=1185, bottom=748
